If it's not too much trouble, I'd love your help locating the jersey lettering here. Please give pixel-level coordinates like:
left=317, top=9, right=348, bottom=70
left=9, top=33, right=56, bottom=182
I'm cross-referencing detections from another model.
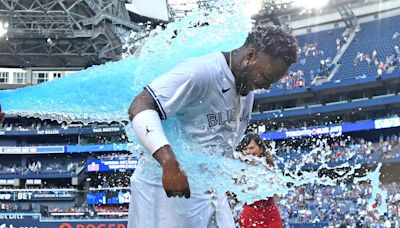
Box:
left=207, top=108, right=249, bottom=127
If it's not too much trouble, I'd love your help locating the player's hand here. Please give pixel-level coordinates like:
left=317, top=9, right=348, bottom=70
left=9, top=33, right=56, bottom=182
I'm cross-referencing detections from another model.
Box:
left=153, top=145, right=191, bottom=198
left=162, top=159, right=191, bottom=198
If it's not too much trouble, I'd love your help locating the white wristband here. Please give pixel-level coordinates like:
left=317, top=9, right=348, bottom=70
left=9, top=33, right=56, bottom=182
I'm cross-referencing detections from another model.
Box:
left=131, top=109, right=170, bottom=155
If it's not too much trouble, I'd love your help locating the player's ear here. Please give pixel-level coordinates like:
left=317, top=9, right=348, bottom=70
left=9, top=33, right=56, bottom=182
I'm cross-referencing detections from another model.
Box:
left=245, top=48, right=256, bottom=64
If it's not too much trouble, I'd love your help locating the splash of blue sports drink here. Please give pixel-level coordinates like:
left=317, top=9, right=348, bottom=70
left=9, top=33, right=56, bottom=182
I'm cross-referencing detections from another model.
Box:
left=0, top=0, right=387, bottom=211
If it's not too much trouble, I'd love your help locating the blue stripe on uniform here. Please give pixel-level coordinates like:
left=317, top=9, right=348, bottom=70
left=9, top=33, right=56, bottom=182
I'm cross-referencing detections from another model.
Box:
left=144, top=85, right=167, bottom=120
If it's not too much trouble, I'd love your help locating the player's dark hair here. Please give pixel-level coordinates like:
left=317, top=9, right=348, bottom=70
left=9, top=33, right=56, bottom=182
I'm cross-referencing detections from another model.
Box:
left=245, top=25, right=298, bottom=65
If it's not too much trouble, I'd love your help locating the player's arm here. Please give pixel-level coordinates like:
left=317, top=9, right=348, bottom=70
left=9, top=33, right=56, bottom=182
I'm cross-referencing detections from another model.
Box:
left=128, top=90, right=190, bottom=198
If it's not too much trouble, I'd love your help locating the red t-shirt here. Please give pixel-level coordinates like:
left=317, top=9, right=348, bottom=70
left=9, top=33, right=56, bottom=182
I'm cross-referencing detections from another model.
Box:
left=238, top=197, right=282, bottom=228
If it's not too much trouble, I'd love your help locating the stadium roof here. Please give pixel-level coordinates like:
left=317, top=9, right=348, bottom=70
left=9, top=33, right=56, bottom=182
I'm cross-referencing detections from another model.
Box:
left=0, top=0, right=143, bottom=68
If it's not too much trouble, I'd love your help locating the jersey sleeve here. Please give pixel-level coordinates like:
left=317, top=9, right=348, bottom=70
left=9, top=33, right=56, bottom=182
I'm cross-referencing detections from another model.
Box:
left=145, top=57, right=213, bottom=120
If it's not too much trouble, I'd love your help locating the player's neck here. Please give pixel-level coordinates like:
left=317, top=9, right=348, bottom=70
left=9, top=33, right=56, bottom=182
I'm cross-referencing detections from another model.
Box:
left=222, top=51, right=231, bottom=70
left=223, top=50, right=247, bottom=96
left=223, top=49, right=239, bottom=76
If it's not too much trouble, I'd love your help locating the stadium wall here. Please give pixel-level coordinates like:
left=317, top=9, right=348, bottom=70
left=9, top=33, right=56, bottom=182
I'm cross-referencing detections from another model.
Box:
left=0, top=67, right=80, bottom=89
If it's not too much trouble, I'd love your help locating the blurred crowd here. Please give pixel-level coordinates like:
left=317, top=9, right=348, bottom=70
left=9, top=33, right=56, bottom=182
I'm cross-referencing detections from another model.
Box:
left=274, top=133, right=400, bottom=171
left=277, top=182, right=400, bottom=227
left=2, top=180, right=399, bottom=226
left=273, top=32, right=346, bottom=90
left=0, top=159, right=84, bottom=175
left=0, top=119, right=129, bottom=146
left=302, top=42, right=325, bottom=57
left=1, top=130, right=400, bottom=225
left=277, top=70, right=306, bottom=90
left=353, top=45, right=400, bottom=78
left=266, top=29, right=400, bottom=91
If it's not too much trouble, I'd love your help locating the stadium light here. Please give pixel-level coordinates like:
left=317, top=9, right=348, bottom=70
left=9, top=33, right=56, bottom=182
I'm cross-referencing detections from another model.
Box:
left=293, top=0, right=329, bottom=9
left=243, top=0, right=262, bottom=17
left=0, top=21, right=8, bottom=37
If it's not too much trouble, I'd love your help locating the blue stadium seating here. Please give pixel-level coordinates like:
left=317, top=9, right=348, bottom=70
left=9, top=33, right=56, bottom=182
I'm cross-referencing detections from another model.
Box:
left=334, top=15, right=400, bottom=81
left=253, top=94, right=400, bottom=121
left=269, top=27, right=346, bottom=90
left=267, top=15, right=400, bottom=93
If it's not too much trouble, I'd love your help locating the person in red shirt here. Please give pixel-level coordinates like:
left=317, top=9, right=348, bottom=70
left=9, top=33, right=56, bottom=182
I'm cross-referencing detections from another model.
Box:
left=237, top=133, right=283, bottom=228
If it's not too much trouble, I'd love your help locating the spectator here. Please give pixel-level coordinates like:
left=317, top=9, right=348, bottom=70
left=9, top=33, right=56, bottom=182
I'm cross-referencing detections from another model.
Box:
left=373, top=49, right=378, bottom=60
left=237, top=133, right=281, bottom=228
left=365, top=54, right=372, bottom=66
left=393, top=32, right=400, bottom=39
left=377, top=67, right=383, bottom=77
left=309, top=70, right=315, bottom=81
left=336, top=38, right=341, bottom=52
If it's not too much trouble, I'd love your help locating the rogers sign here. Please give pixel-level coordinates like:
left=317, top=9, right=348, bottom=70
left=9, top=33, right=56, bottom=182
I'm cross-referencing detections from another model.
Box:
left=58, top=223, right=126, bottom=228
left=0, top=214, right=128, bottom=228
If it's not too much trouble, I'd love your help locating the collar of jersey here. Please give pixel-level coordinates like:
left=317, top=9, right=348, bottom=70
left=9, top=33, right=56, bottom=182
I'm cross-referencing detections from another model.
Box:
left=217, top=52, right=236, bottom=91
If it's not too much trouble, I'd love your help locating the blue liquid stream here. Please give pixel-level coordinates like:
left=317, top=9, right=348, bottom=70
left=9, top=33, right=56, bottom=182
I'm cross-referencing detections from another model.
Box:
left=0, top=1, right=387, bottom=211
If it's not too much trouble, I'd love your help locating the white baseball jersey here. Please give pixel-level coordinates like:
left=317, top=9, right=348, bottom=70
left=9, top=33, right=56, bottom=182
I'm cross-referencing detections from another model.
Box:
left=128, top=52, right=254, bottom=228
left=145, top=52, right=254, bottom=153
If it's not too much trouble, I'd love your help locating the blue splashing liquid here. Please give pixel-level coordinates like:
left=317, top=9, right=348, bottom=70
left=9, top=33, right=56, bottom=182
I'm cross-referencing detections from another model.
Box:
left=0, top=0, right=387, bottom=212
left=0, top=1, right=251, bottom=123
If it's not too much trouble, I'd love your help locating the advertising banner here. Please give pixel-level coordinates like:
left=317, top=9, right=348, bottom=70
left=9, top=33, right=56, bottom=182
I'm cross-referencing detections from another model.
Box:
left=86, top=158, right=137, bottom=172
left=0, top=214, right=127, bottom=228
left=374, top=117, right=400, bottom=129
left=0, top=146, right=65, bottom=154
left=66, top=143, right=131, bottom=153
left=87, top=191, right=130, bottom=205
left=0, top=213, right=325, bottom=228
left=0, top=191, right=74, bottom=201
left=260, top=120, right=375, bottom=140
left=0, top=126, right=124, bottom=136
left=0, top=143, right=131, bottom=154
